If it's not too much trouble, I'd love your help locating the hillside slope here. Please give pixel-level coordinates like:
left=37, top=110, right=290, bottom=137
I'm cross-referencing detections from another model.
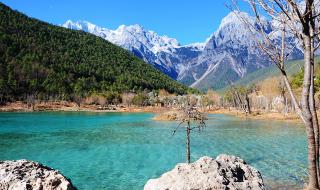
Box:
left=0, top=3, right=193, bottom=102
left=218, top=57, right=320, bottom=93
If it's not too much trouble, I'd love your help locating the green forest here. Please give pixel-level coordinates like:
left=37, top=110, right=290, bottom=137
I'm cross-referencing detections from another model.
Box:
left=0, top=3, right=194, bottom=103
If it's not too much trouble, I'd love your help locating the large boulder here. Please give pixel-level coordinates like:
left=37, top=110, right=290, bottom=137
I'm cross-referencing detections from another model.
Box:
left=144, top=154, right=265, bottom=190
left=0, top=159, right=76, bottom=190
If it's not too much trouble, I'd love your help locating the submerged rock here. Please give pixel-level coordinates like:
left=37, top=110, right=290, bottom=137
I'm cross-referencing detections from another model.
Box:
left=0, top=159, right=76, bottom=190
left=144, top=154, right=265, bottom=190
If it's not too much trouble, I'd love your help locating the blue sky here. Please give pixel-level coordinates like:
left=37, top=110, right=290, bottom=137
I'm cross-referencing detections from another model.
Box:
left=1, top=0, right=249, bottom=45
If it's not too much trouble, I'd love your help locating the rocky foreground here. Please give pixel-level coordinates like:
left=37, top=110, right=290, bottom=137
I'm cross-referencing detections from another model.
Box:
left=0, top=155, right=264, bottom=190
left=0, top=160, right=76, bottom=190
left=144, top=154, right=265, bottom=190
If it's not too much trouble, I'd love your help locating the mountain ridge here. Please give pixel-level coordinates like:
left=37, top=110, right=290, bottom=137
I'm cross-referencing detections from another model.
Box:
left=62, top=20, right=206, bottom=79
left=62, top=12, right=304, bottom=91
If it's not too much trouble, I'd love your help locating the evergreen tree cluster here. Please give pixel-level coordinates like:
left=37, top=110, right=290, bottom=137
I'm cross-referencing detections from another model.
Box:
left=0, top=3, right=195, bottom=103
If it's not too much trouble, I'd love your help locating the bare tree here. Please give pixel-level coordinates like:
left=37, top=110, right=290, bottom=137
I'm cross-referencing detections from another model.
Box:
left=26, top=94, right=36, bottom=111
left=227, top=82, right=252, bottom=114
left=72, top=94, right=82, bottom=109
left=278, top=79, right=289, bottom=115
left=173, top=104, right=206, bottom=164
left=121, top=92, right=135, bottom=107
left=228, top=0, right=320, bottom=188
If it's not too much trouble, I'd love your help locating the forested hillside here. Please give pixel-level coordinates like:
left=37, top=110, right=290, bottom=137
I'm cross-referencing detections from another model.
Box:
left=0, top=3, right=194, bottom=103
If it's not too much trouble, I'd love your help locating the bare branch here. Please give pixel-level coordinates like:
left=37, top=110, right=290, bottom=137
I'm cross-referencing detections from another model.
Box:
left=274, top=0, right=292, bottom=20
left=172, top=120, right=185, bottom=135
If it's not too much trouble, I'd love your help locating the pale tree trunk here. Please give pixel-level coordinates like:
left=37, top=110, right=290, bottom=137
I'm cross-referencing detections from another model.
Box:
left=279, top=24, right=306, bottom=123
left=310, top=21, right=320, bottom=181
left=310, top=59, right=319, bottom=182
left=303, top=34, right=319, bottom=190
left=282, top=73, right=306, bottom=123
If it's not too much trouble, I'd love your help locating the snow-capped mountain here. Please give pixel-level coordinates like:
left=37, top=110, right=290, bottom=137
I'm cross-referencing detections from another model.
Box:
left=63, top=20, right=180, bottom=54
left=176, top=11, right=303, bottom=90
left=62, top=11, right=303, bottom=91
left=178, top=11, right=273, bottom=90
left=62, top=20, right=203, bottom=78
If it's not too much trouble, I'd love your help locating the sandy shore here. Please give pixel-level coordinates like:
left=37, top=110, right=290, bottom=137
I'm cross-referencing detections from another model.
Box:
left=151, top=107, right=302, bottom=123
left=206, top=108, right=301, bottom=123
left=0, top=101, right=304, bottom=123
left=0, top=101, right=169, bottom=113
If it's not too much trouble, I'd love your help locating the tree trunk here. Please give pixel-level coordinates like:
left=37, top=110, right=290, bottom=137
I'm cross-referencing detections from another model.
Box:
left=232, top=96, right=237, bottom=108
left=310, top=48, right=320, bottom=183
left=310, top=20, right=320, bottom=182
left=282, top=73, right=306, bottom=123
left=186, top=122, right=191, bottom=164
left=310, top=63, right=320, bottom=183
left=302, top=34, right=319, bottom=190
left=245, top=94, right=251, bottom=114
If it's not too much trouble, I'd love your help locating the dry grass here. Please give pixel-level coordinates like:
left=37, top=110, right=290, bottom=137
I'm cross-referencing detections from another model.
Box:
left=258, top=77, right=282, bottom=97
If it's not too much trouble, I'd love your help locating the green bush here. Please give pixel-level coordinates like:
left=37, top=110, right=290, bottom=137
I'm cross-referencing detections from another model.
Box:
left=291, top=70, right=304, bottom=89
left=132, top=93, right=149, bottom=106
left=291, top=68, right=320, bottom=93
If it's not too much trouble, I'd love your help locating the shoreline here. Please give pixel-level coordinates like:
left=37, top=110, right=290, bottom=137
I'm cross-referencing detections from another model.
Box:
left=0, top=101, right=170, bottom=114
left=0, top=101, right=303, bottom=123
left=205, top=108, right=302, bottom=123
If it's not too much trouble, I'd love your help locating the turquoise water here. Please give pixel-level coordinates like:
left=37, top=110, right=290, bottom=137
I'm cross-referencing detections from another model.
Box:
left=0, top=112, right=307, bottom=189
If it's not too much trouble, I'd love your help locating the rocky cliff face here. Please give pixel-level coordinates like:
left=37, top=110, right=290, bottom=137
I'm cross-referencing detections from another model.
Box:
left=179, top=12, right=285, bottom=90
left=0, top=160, right=76, bottom=190
left=144, top=154, right=265, bottom=190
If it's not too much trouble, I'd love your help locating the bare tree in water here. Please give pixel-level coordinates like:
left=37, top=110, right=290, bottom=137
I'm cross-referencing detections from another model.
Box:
left=173, top=103, right=206, bottom=164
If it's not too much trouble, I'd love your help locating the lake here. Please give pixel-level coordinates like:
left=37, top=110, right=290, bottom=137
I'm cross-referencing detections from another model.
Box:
left=0, top=112, right=307, bottom=189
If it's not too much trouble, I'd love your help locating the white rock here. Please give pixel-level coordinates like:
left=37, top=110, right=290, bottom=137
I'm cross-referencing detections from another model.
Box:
left=0, top=160, right=76, bottom=190
left=144, top=154, right=265, bottom=190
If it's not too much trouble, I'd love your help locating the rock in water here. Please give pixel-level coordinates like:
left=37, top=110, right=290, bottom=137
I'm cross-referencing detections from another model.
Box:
left=0, top=160, right=76, bottom=190
left=144, top=154, right=265, bottom=190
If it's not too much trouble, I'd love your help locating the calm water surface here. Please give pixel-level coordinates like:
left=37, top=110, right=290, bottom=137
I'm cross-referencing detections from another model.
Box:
left=0, top=112, right=307, bottom=189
